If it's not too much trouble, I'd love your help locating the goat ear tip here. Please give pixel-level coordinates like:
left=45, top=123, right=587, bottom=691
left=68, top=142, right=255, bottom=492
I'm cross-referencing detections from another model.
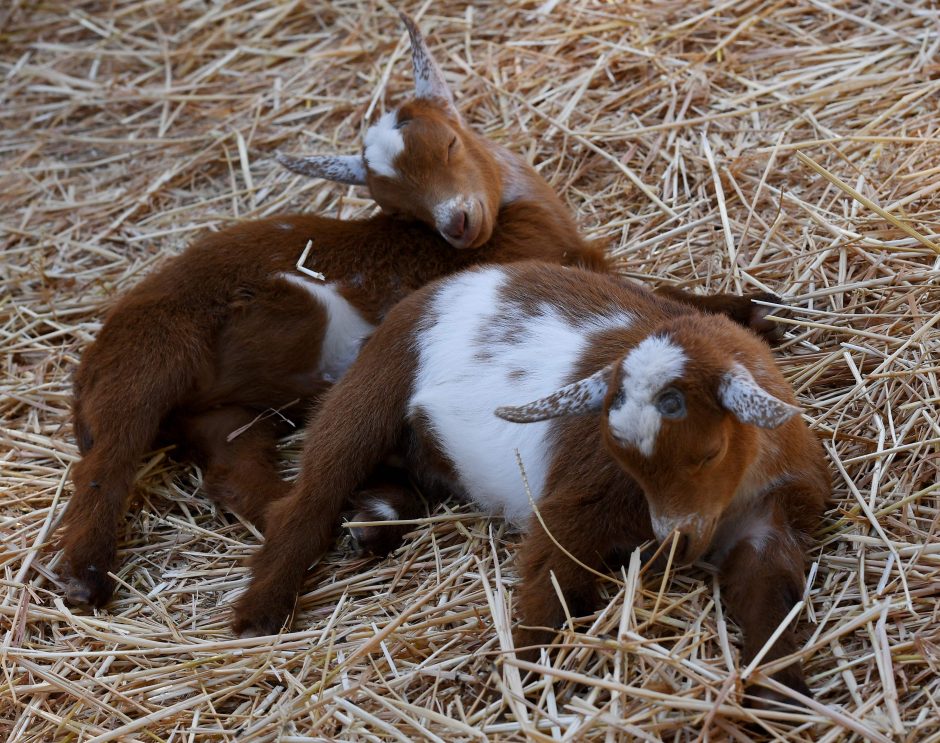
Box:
left=494, top=406, right=514, bottom=421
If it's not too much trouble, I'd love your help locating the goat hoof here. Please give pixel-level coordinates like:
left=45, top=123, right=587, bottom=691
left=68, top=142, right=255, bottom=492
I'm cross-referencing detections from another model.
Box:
left=64, top=565, right=114, bottom=607
left=231, top=600, right=290, bottom=638
left=743, top=292, right=788, bottom=344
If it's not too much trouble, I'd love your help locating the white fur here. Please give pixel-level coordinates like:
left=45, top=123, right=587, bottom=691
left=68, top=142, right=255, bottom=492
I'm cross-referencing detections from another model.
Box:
left=277, top=273, right=374, bottom=383
left=409, top=267, right=633, bottom=524
left=276, top=222, right=293, bottom=230
left=364, top=111, right=404, bottom=179
left=370, top=500, right=399, bottom=521
left=720, top=363, right=800, bottom=428
left=607, top=335, right=687, bottom=456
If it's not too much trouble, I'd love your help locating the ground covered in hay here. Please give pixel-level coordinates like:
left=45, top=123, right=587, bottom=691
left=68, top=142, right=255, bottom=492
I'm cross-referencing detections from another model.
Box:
left=2, top=1, right=939, bottom=740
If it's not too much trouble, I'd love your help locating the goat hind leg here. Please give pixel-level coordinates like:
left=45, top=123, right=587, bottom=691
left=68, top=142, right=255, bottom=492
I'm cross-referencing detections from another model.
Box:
left=655, top=286, right=787, bottom=344
left=60, top=450, right=138, bottom=607
left=181, top=406, right=294, bottom=530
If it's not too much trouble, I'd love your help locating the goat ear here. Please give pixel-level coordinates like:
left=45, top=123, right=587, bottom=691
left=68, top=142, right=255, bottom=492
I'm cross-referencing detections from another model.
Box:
left=275, top=152, right=368, bottom=186
left=495, top=364, right=613, bottom=423
left=719, top=364, right=801, bottom=429
left=399, top=12, right=459, bottom=117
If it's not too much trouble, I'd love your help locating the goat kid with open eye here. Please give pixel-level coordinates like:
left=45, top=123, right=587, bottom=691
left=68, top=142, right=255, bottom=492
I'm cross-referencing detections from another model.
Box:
left=235, top=261, right=830, bottom=705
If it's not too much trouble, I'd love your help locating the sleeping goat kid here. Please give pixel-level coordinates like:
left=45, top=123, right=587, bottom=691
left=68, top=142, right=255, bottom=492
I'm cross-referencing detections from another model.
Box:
left=62, top=13, right=777, bottom=609
left=235, top=262, right=829, bottom=700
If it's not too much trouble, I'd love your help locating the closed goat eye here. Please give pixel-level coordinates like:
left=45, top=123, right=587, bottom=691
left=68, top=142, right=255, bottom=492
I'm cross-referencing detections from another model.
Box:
left=446, top=136, right=458, bottom=162
left=700, top=448, right=721, bottom=466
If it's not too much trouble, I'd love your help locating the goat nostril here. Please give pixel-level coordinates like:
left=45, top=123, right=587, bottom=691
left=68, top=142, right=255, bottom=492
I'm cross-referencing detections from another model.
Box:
left=446, top=210, right=467, bottom=238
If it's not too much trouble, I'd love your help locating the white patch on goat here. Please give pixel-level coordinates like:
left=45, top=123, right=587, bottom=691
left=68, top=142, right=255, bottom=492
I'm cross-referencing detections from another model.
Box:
left=409, top=267, right=633, bottom=524
left=608, top=336, right=687, bottom=456
left=364, top=111, right=405, bottom=179
left=369, top=500, right=399, bottom=521
left=276, top=273, right=374, bottom=383
left=276, top=222, right=294, bottom=231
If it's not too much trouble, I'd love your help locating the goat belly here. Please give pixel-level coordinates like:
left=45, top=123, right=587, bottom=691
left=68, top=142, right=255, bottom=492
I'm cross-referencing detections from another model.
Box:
left=407, top=266, right=632, bottom=524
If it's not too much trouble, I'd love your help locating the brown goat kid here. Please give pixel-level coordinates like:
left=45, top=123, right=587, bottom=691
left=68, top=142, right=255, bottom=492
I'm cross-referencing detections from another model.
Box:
left=62, top=14, right=779, bottom=609
left=235, top=262, right=829, bottom=701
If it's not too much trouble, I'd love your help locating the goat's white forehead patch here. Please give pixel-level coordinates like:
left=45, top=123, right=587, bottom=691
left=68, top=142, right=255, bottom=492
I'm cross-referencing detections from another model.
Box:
left=364, top=111, right=405, bottom=179
left=608, top=335, right=686, bottom=456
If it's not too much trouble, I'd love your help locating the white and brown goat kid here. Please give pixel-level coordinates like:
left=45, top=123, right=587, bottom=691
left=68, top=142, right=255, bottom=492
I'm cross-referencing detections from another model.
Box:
left=235, top=262, right=829, bottom=699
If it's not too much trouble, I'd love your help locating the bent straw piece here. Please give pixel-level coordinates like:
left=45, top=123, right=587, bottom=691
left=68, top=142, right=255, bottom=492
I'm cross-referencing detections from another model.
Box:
left=796, top=151, right=940, bottom=255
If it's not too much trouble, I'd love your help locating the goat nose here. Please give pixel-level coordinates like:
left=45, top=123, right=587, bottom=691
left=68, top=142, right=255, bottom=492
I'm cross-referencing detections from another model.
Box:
left=445, top=210, right=467, bottom=238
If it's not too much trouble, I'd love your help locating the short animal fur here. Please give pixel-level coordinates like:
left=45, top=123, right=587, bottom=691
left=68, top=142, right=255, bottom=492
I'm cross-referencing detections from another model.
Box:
left=234, top=262, right=829, bottom=701
left=62, top=14, right=780, bottom=609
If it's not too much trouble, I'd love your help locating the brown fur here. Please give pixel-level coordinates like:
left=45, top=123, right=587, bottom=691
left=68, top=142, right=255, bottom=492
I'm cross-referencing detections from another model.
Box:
left=233, top=263, right=829, bottom=700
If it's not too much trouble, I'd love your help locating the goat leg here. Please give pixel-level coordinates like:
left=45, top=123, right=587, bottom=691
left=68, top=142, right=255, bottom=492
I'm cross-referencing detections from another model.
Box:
left=719, top=518, right=812, bottom=704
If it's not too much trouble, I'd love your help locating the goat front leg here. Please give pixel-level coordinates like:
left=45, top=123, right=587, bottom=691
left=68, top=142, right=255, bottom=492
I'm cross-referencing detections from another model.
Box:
left=514, top=490, right=643, bottom=661
left=719, top=520, right=812, bottom=702
left=232, top=321, right=415, bottom=637
left=61, top=452, right=139, bottom=607
left=348, top=465, right=429, bottom=557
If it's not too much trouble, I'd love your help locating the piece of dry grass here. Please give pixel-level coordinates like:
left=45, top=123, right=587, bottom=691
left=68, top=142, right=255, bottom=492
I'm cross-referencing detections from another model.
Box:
left=1, top=1, right=938, bottom=740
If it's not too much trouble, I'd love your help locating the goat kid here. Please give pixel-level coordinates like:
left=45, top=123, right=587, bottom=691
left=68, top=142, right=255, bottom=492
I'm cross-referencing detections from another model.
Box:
left=62, top=13, right=780, bottom=609
left=235, top=262, right=829, bottom=701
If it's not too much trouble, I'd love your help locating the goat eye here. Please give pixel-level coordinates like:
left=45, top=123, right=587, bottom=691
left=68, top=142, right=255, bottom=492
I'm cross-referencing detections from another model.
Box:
left=446, top=136, right=458, bottom=161
left=655, top=388, right=686, bottom=419
left=702, top=447, right=721, bottom=465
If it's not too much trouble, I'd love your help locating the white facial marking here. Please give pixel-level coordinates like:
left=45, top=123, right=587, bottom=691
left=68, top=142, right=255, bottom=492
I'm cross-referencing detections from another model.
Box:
left=608, top=335, right=687, bottom=456
left=277, top=273, right=375, bottom=382
left=409, top=267, right=633, bottom=524
left=370, top=500, right=399, bottom=521
left=364, top=111, right=405, bottom=179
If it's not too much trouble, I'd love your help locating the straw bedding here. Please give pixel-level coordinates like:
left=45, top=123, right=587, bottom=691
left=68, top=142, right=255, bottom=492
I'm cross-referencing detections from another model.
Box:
left=2, top=1, right=938, bottom=740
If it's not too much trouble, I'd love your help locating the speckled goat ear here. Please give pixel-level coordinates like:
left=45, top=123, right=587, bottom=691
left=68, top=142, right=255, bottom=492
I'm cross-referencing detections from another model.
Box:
left=399, top=11, right=460, bottom=119
left=494, top=364, right=613, bottom=423
left=719, top=363, right=801, bottom=429
left=275, top=152, right=367, bottom=185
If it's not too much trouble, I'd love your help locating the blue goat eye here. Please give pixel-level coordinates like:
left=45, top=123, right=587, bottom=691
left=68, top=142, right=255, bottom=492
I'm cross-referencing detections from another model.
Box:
left=655, top=388, right=686, bottom=419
